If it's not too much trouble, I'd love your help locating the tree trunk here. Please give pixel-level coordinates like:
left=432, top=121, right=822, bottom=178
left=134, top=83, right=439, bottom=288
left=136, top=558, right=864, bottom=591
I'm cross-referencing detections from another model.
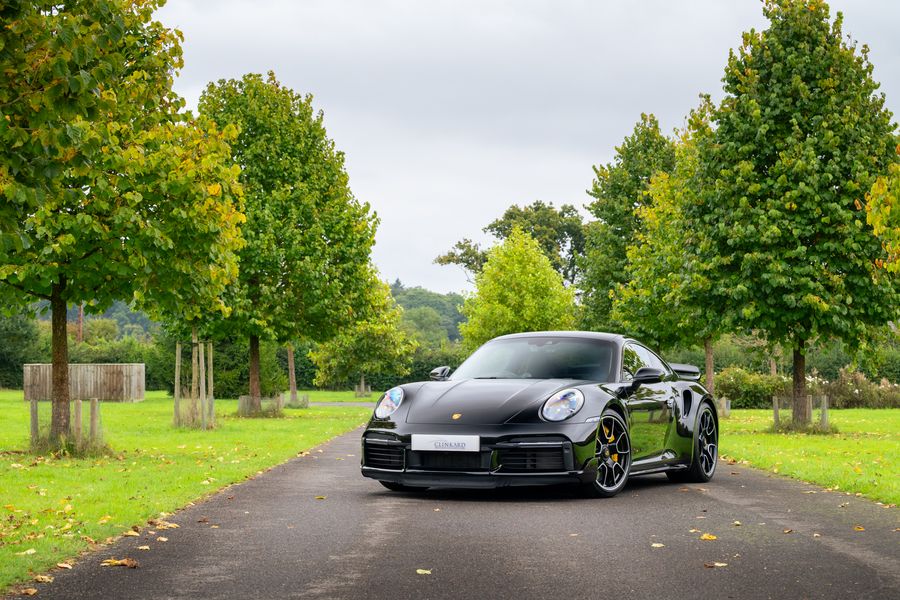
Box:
left=49, top=281, right=70, bottom=444
left=173, top=341, right=182, bottom=426
left=792, top=342, right=809, bottom=426
left=769, top=356, right=777, bottom=377
left=703, top=336, right=715, bottom=398
left=199, top=337, right=207, bottom=430
left=248, top=334, right=261, bottom=414
left=287, top=344, right=298, bottom=405
left=207, top=342, right=215, bottom=425
left=190, top=326, right=199, bottom=424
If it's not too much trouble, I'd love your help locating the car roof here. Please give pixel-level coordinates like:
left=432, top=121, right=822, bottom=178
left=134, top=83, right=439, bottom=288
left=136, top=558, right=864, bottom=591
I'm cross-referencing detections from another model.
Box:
left=492, top=331, right=626, bottom=344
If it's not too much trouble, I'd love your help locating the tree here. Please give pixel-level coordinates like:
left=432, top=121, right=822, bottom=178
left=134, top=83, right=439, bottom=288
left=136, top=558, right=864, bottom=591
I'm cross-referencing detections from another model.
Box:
left=690, top=0, right=899, bottom=425
left=580, top=114, right=676, bottom=331
left=612, top=103, right=723, bottom=394
left=310, top=279, right=417, bottom=389
left=199, top=72, right=378, bottom=413
left=391, top=280, right=465, bottom=341
left=401, top=306, right=450, bottom=348
left=460, top=228, right=576, bottom=351
left=436, top=201, right=585, bottom=284
left=0, top=0, right=244, bottom=443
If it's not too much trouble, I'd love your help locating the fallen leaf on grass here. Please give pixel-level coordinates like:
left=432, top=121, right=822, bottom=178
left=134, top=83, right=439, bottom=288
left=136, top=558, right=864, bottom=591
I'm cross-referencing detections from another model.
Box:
left=783, top=529, right=793, bottom=534
left=56, top=563, right=72, bottom=570
left=22, top=588, right=38, bottom=596
left=314, top=496, right=327, bottom=500
left=122, top=531, right=139, bottom=537
left=137, top=546, right=150, bottom=551
left=651, top=543, right=665, bottom=548
left=33, top=575, right=53, bottom=583
left=416, top=569, right=432, bottom=575
left=853, top=525, right=865, bottom=531
left=101, top=558, right=138, bottom=568
left=704, top=562, right=728, bottom=568
left=16, top=548, right=36, bottom=555
left=700, top=533, right=717, bottom=541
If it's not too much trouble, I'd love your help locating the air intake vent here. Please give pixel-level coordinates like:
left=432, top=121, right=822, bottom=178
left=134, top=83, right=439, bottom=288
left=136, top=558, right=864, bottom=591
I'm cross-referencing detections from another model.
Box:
left=364, top=441, right=404, bottom=470
left=498, top=447, right=566, bottom=472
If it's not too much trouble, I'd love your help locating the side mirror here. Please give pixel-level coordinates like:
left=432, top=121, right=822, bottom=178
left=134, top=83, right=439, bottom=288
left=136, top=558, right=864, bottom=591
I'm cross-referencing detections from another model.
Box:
left=430, top=366, right=452, bottom=381
left=630, top=367, right=664, bottom=391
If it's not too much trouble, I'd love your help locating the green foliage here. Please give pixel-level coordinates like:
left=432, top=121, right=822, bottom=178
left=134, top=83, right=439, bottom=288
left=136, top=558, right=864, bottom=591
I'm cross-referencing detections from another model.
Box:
left=391, top=280, right=465, bottom=341
left=689, top=0, right=899, bottom=362
left=401, top=306, right=449, bottom=348
left=820, top=368, right=900, bottom=409
left=580, top=113, right=676, bottom=330
left=716, top=367, right=788, bottom=409
left=198, top=72, right=377, bottom=348
left=867, top=148, right=900, bottom=271
left=460, top=228, right=575, bottom=351
left=436, top=201, right=585, bottom=284
left=0, top=315, right=39, bottom=388
left=310, top=280, right=417, bottom=387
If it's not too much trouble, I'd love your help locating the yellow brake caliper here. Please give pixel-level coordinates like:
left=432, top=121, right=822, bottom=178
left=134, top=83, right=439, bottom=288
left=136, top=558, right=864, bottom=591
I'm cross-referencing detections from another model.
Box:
left=602, top=424, right=618, bottom=462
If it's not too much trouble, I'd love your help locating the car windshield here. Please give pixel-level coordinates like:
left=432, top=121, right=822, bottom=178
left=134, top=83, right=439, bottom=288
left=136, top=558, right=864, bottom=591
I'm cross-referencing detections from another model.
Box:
left=450, top=337, right=615, bottom=381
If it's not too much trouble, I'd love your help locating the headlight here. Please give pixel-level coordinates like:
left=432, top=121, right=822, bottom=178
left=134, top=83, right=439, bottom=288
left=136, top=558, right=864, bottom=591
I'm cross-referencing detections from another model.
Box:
left=374, top=387, right=404, bottom=419
left=541, top=388, right=584, bottom=422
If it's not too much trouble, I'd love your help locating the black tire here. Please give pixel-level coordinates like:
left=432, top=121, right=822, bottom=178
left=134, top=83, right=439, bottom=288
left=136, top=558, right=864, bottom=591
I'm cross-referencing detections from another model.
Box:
left=584, top=409, right=632, bottom=498
left=667, top=402, right=717, bottom=484
left=379, top=481, right=427, bottom=492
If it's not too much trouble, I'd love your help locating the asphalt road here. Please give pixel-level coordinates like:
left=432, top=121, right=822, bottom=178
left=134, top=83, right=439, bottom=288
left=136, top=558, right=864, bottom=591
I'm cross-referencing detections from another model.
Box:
left=12, top=428, right=899, bottom=600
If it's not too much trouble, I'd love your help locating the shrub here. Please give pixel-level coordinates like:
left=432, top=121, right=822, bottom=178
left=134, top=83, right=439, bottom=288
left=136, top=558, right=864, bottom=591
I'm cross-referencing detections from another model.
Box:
left=716, top=366, right=788, bottom=409
left=821, top=368, right=900, bottom=409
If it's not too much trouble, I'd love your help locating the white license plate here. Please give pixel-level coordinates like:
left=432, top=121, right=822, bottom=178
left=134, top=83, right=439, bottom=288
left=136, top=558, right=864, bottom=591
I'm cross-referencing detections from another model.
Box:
left=411, top=434, right=480, bottom=452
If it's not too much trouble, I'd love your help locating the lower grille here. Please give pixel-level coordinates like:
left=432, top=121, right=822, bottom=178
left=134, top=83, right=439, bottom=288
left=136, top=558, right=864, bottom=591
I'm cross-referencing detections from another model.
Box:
left=498, top=446, right=566, bottom=472
left=415, top=451, right=485, bottom=471
left=364, top=442, right=404, bottom=470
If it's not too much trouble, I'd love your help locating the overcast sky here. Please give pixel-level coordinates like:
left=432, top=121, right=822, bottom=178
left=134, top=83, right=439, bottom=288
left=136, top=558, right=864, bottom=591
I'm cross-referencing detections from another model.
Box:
left=156, top=0, right=900, bottom=294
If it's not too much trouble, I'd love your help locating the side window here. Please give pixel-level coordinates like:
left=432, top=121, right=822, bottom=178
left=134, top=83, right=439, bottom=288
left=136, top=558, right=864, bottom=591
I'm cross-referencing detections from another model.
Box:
left=633, top=344, right=671, bottom=376
left=621, top=344, right=651, bottom=381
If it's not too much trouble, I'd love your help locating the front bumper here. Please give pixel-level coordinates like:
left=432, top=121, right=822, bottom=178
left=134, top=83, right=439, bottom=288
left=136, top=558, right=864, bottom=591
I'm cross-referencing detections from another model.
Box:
left=360, top=424, right=598, bottom=489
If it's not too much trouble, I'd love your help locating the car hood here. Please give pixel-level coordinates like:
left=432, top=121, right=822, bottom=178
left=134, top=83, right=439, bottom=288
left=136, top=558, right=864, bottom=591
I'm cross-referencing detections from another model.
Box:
left=405, top=378, right=577, bottom=425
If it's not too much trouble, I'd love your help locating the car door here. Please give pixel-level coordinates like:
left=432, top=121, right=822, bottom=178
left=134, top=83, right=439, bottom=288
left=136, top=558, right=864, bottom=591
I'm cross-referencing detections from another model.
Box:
left=622, top=343, right=674, bottom=464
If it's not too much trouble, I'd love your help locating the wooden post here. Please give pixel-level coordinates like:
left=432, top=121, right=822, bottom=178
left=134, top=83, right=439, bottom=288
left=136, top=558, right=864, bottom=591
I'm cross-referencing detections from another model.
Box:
left=174, top=341, right=182, bottom=426
left=207, top=342, right=215, bottom=426
left=30, top=398, right=39, bottom=447
left=89, top=398, right=99, bottom=444
left=772, top=395, right=780, bottom=428
left=74, top=399, right=83, bottom=448
left=819, top=395, right=829, bottom=429
left=190, top=326, right=199, bottom=425
left=199, top=340, right=207, bottom=430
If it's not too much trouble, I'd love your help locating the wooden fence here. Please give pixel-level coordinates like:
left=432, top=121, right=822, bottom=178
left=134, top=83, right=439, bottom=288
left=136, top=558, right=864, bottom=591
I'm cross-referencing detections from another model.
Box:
left=23, top=363, right=145, bottom=402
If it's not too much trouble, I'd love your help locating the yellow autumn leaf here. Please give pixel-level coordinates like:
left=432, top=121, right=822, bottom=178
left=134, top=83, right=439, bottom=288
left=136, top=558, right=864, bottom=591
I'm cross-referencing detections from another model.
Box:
left=122, top=531, right=139, bottom=537
left=651, top=543, right=665, bottom=548
left=689, top=528, right=701, bottom=533
left=56, top=563, right=72, bottom=570
left=207, top=183, right=222, bottom=196
left=732, top=521, right=742, bottom=526
left=783, top=529, right=793, bottom=534
left=101, top=557, right=138, bottom=568
left=704, top=562, right=728, bottom=568
left=700, top=533, right=717, bottom=541
left=853, top=525, right=865, bottom=531
left=33, top=575, right=53, bottom=583
left=416, top=569, right=432, bottom=575
left=314, top=495, right=327, bottom=500
left=157, top=537, right=168, bottom=542
left=137, top=546, right=150, bottom=551
left=22, top=589, right=38, bottom=596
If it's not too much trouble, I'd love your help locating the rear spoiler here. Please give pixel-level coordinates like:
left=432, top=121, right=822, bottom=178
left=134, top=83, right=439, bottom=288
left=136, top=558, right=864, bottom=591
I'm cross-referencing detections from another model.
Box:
left=670, top=363, right=701, bottom=381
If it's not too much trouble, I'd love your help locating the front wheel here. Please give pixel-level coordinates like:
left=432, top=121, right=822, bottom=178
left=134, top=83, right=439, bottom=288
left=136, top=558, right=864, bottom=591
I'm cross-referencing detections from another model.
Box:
left=584, top=409, right=631, bottom=498
left=667, top=402, right=717, bottom=483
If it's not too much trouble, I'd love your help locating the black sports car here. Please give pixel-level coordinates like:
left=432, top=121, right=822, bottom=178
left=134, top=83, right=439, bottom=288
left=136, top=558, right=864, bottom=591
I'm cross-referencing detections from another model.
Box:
left=360, top=331, right=718, bottom=497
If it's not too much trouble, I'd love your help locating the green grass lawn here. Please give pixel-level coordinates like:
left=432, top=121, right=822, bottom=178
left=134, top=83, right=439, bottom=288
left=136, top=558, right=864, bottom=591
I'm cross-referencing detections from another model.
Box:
left=302, top=389, right=377, bottom=402
left=720, top=409, right=899, bottom=505
left=0, top=390, right=370, bottom=592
